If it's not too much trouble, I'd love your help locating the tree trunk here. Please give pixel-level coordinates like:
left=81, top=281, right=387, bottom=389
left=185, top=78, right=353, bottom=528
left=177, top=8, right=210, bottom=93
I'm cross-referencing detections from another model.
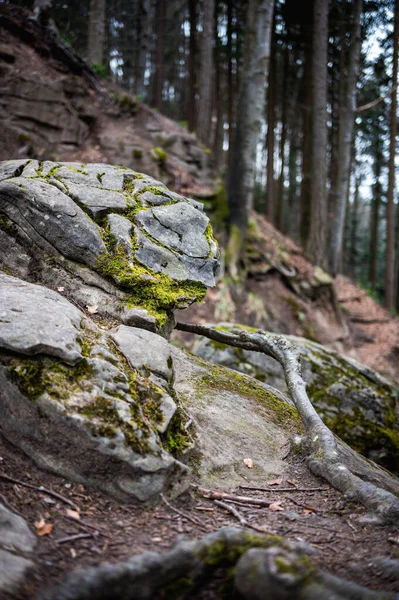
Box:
left=328, top=0, right=363, bottom=276
left=349, top=175, right=360, bottom=280
left=187, top=0, right=197, bottom=132
left=385, top=0, right=399, bottom=309
left=299, top=27, right=312, bottom=249
left=153, top=0, right=165, bottom=112
left=197, top=0, right=215, bottom=145
left=134, top=0, right=151, bottom=98
left=87, top=0, right=106, bottom=65
left=227, top=0, right=275, bottom=277
left=265, top=24, right=276, bottom=223
left=227, top=0, right=234, bottom=164
left=213, top=2, right=224, bottom=171
left=369, top=150, right=383, bottom=290
left=276, top=48, right=288, bottom=231
left=307, top=0, right=329, bottom=267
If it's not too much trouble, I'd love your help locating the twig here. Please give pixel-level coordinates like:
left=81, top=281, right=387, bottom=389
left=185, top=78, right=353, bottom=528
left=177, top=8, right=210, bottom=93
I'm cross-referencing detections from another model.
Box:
left=356, top=85, right=397, bottom=112
left=63, top=515, right=109, bottom=538
left=0, top=474, right=79, bottom=510
left=160, top=493, right=207, bottom=529
left=214, top=500, right=274, bottom=534
left=0, top=493, right=23, bottom=517
left=239, top=485, right=330, bottom=493
left=56, top=532, right=95, bottom=545
left=196, top=486, right=272, bottom=507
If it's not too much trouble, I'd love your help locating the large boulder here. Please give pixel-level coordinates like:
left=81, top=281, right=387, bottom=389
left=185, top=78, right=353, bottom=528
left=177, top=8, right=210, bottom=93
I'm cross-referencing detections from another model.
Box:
left=0, top=160, right=219, bottom=336
left=193, top=324, right=399, bottom=472
left=0, top=272, right=303, bottom=500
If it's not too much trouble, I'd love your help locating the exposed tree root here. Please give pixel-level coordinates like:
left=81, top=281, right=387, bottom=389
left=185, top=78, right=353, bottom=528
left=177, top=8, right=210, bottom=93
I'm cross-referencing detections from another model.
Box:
left=42, top=527, right=397, bottom=600
left=176, top=322, right=399, bottom=524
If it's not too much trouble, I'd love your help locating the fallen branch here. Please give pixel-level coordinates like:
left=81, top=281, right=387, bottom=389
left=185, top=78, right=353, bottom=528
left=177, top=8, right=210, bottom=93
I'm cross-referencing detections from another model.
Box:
left=0, top=473, right=79, bottom=510
left=214, top=500, right=273, bottom=534
left=177, top=322, right=399, bottom=524
left=56, top=533, right=95, bottom=545
left=160, top=493, right=207, bottom=530
left=239, top=485, right=330, bottom=493
left=196, top=486, right=272, bottom=508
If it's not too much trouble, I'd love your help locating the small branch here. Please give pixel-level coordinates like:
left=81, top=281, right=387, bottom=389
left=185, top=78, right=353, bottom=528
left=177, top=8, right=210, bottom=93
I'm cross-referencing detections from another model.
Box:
left=356, top=85, right=397, bottom=112
left=56, top=533, right=95, bottom=545
left=196, top=486, right=272, bottom=507
left=214, top=499, right=274, bottom=534
left=160, top=493, right=207, bottom=530
left=239, top=485, right=330, bottom=493
left=0, top=474, right=79, bottom=510
left=63, top=515, right=108, bottom=538
left=349, top=317, right=390, bottom=324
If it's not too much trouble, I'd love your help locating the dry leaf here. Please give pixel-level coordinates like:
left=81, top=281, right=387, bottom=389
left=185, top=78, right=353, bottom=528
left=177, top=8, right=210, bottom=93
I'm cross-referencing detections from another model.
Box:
left=70, top=548, right=77, bottom=558
left=34, top=519, right=54, bottom=536
left=57, top=287, right=65, bottom=292
left=243, top=458, right=253, bottom=469
left=65, top=509, right=80, bottom=520
left=269, top=502, right=284, bottom=512
left=151, top=536, right=163, bottom=542
left=267, top=477, right=283, bottom=486
left=86, top=304, right=99, bottom=314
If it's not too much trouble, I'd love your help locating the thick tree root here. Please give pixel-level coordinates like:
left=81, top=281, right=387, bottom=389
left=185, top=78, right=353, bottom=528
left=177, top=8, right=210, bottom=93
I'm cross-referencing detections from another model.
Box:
left=42, top=527, right=398, bottom=600
left=176, top=322, right=399, bottom=524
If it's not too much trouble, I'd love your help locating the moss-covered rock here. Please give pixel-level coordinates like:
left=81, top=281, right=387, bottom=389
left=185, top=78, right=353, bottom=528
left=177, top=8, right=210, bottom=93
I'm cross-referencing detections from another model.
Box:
left=193, top=323, right=399, bottom=472
left=0, top=160, right=219, bottom=334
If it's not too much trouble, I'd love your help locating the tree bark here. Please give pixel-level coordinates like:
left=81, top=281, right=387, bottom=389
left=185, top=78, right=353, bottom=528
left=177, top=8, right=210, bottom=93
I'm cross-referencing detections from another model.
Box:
left=187, top=0, right=197, bottom=131
left=369, top=150, right=382, bottom=290
left=385, top=0, right=399, bottom=309
left=227, top=0, right=275, bottom=277
left=307, top=0, right=329, bottom=267
left=87, top=0, right=106, bottom=65
left=134, top=0, right=151, bottom=98
left=153, top=0, right=165, bottom=112
left=197, top=0, right=215, bottom=145
left=299, top=27, right=312, bottom=249
left=265, top=23, right=276, bottom=223
left=328, top=0, right=363, bottom=276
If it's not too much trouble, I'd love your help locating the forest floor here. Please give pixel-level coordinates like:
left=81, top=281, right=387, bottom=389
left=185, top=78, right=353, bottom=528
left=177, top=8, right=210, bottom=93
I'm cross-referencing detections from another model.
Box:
left=1, top=433, right=398, bottom=599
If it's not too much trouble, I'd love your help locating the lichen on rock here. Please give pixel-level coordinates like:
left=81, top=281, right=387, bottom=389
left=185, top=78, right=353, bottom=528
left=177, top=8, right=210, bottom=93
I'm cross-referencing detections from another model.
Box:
left=0, top=159, right=219, bottom=334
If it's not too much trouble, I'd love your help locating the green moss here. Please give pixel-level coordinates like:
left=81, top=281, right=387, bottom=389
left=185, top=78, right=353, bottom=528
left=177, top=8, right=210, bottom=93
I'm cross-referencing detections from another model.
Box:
left=164, top=408, right=190, bottom=456
left=212, top=182, right=229, bottom=228
left=97, top=240, right=206, bottom=328
left=117, top=93, right=138, bottom=114
left=9, top=357, right=93, bottom=401
left=132, top=149, right=143, bottom=159
left=17, top=133, right=32, bottom=143
left=225, top=224, right=244, bottom=279
left=200, top=534, right=283, bottom=566
left=195, top=360, right=302, bottom=433
left=151, top=147, right=167, bottom=163
left=0, top=215, right=18, bottom=236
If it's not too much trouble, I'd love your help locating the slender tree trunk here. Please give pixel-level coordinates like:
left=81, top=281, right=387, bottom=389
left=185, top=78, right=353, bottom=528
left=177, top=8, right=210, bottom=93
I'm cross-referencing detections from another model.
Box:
left=135, top=0, right=151, bottom=98
left=385, top=0, right=399, bottom=309
left=197, top=0, right=215, bottom=145
left=187, top=0, right=197, bottom=131
left=227, top=0, right=275, bottom=277
left=349, top=176, right=360, bottom=280
left=213, top=2, right=224, bottom=171
left=265, top=25, right=276, bottom=223
left=227, top=1, right=234, bottom=164
left=153, top=0, right=165, bottom=111
left=369, top=152, right=382, bottom=290
left=87, top=0, right=106, bottom=65
left=328, top=0, right=363, bottom=275
left=300, top=27, right=312, bottom=248
left=276, top=48, right=288, bottom=231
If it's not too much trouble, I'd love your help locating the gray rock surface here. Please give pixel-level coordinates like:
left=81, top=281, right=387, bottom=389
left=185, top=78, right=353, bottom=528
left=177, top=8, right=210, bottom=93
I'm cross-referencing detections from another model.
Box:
left=193, top=323, right=399, bottom=471
left=0, top=503, right=36, bottom=595
left=0, top=273, right=190, bottom=503
left=0, top=160, right=219, bottom=335
left=0, top=272, right=83, bottom=364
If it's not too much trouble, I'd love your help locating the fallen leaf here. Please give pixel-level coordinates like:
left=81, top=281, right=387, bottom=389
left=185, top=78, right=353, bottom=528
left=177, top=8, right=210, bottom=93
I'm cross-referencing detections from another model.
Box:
left=267, top=477, right=283, bottom=486
left=269, top=502, right=284, bottom=512
left=86, top=304, right=99, bottom=314
left=151, top=536, right=163, bottom=542
left=243, top=458, right=253, bottom=469
left=34, top=519, right=54, bottom=536
left=65, top=509, right=80, bottom=520
left=70, top=548, right=77, bottom=558
left=287, top=480, right=298, bottom=487
left=57, top=287, right=65, bottom=292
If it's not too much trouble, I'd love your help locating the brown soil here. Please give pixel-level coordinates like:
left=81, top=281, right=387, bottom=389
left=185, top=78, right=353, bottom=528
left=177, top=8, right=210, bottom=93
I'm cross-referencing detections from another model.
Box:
left=0, top=432, right=398, bottom=600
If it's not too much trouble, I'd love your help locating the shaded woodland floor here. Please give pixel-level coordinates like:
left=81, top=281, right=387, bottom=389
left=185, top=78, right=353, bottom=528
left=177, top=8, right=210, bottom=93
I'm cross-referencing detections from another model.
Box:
left=1, top=432, right=398, bottom=599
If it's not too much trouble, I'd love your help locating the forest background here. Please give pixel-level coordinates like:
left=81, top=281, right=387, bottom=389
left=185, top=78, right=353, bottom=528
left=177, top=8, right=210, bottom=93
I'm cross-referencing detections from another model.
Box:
left=14, top=0, right=399, bottom=311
